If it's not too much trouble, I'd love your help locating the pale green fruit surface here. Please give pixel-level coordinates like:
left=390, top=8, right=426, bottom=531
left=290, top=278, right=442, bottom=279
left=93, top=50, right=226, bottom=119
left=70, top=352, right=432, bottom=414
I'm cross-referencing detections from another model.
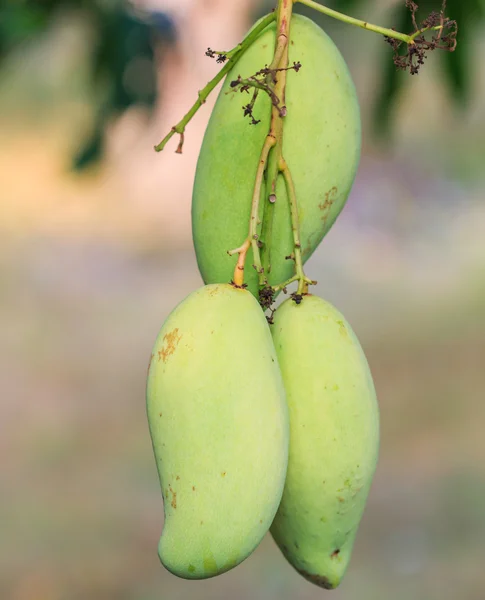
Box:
left=146, top=283, right=289, bottom=579
left=192, top=14, right=361, bottom=297
left=270, top=295, right=379, bottom=589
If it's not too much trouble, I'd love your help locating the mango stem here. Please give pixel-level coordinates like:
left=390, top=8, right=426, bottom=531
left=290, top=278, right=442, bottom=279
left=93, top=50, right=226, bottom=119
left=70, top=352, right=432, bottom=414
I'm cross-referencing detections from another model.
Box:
left=229, top=0, right=294, bottom=290
left=228, top=239, right=251, bottom=287
left=259, top=146, right=279, bottom=280
left=154, top=11, right=276, bottom=153
left=295, top=0, right=444, bottom=45
left=250, top=133, right=277, bottom=270
left=280, top=158, right=316, bottom=296
left=257, top=0, right=293, bottom=290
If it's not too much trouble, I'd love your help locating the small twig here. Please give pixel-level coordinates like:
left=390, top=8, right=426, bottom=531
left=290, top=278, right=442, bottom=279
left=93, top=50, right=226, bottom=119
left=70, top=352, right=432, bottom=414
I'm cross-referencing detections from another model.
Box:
left=228, top=61, right=301, bottom=123
left=296, top=0, right=457, bottom=71
left=242, top=89, right=261, bottom=125
left=228, top=239, right=251, bottom=288
left=296, top=0, right=413, bottom=43
left=259, top=148, right=279, bottom=278
left=154, top=11, right=276, bottom=153
left=279, top=158, right=316, bottom=297
left=227, top=134, right=276, bottom=285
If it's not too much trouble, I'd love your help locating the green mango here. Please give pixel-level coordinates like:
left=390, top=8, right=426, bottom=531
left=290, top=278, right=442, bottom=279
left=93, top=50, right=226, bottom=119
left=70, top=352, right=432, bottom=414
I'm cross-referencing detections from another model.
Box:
left=146, top=283, right=289, bottom=579
left=270, top=295, right=379, bottom=589
left=192, top=14, right=361, bottom=297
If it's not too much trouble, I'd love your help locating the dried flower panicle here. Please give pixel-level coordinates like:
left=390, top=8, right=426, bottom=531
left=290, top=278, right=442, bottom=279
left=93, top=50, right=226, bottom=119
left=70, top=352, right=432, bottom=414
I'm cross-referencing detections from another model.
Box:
left=205, top=48, right=228, bottom=63
left=259, top=286, right=275, bottom=311
left=230, top=62, right=302, bottom=124
left=385, top=0, right=457, bottom=75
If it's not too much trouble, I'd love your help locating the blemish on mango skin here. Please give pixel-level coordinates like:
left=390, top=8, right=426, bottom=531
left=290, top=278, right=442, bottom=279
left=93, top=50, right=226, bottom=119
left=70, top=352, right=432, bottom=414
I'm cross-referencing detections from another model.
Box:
left=147, top=353, right=154, bottom=375
left=168, top=485, right=177, bottom=509
left=302, top=230, right=318, bottom=259
left=158, top=328, right=182, bottom=363
left=297, top=569, right=334, bottom=590
left=336, top=320, right=348, bottom=338
left=221, top=472, right=226, bottom=477
left=318, top=186, right=338, bottom=227
left=208, top=286, right=222, bottom=297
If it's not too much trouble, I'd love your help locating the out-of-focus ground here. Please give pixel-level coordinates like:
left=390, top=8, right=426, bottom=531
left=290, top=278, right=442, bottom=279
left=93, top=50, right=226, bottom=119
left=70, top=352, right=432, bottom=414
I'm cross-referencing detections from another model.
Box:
left=1, top=1, right=485, bottom=599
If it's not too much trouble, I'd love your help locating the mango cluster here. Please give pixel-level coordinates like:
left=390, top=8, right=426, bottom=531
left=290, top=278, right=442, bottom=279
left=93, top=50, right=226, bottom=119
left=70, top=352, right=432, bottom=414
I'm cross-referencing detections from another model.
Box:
left=146, top=13, right=379, bottom=590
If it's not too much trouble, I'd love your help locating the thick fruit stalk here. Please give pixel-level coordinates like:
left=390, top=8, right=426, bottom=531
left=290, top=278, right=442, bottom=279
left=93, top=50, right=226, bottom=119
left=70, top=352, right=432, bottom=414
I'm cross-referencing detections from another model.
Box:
left=192, top=14, right=361, bottom=298
left=270, top=295, right=379, bottom=589
left=146, top=283, right=289, bottom=579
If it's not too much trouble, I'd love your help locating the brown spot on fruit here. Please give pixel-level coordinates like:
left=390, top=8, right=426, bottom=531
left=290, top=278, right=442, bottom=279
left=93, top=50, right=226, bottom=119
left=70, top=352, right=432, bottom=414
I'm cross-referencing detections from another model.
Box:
left=192, top=486, right=196, bottom=491
left=169, top=485, right=177, bottom=509
left=147, top=353, right=154, bottom=375
left=338, top=497, right=345, bottom=503
left=158, top=328, right=182, bottom=363
left=297, top=569, right=335, bottom=590
left=176, top=475, right=180, bottom=480
left=221, top=472, right=226, bottom=477
left=336, top=320, right=347, bottom=337
left=331, top=549, right=341, bottom=559
left=318, top=186, right=338, bottom=228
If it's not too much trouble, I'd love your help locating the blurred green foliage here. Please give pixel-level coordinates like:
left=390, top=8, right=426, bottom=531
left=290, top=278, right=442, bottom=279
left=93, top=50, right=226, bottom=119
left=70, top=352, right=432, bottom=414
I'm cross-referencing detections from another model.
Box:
left=0, top=0, right=481, bottom=165
left=0, top=0, right=167, bottom=169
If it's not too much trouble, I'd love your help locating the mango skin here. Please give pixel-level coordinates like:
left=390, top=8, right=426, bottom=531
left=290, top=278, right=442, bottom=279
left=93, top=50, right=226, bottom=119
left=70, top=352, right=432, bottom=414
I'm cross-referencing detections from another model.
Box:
left=269, top=295, right=379, bottom=589
left=192, top=15, right=361, bottom=297
left=146, top=283, right=289, bottom=579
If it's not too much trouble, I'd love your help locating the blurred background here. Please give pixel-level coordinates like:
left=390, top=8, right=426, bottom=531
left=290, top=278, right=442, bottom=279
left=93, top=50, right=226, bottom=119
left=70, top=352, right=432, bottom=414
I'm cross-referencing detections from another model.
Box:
left=1, top=0, right=484, bottom=598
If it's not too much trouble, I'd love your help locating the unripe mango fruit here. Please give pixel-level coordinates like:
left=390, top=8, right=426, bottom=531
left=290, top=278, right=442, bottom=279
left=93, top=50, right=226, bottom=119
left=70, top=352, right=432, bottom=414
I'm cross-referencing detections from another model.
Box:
left=192, top=15, right=361, bottom=297
left=269, top=295, right=379, bottom=589
left=146, top=283, right=289, bottom=579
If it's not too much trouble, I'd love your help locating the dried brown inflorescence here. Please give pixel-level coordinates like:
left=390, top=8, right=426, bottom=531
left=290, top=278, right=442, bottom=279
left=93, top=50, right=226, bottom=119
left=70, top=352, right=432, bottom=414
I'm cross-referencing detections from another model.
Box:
left=385, top=0, right=457, bottom=75
left=229, top=62, right=302, bottom=124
